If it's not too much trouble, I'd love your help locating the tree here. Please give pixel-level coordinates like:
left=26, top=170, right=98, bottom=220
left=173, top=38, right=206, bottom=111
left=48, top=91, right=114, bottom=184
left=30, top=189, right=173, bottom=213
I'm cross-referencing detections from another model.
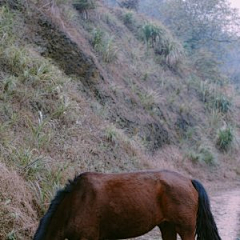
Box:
left=160, top=0, right=240, bottom=52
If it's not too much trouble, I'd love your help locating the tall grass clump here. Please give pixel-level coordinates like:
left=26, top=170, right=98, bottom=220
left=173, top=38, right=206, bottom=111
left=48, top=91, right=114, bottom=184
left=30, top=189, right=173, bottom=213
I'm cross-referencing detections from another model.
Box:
left=198, top=80, right=231, bottom=113
left=123, top=11, right=133, bottom=25
left=91, top=29, right=118, bottom=63
left=102, top=36, right=118, bottom=63
left=187, top=145, right=217, bottom=165
left=139, top=88, right=160, bottom=110
left=91, top=28, right=104, bottom=51
left=141, top=21, right=184, bottom=67
left=142, top=22, right=161, bottom=48
left=216, top=126, right=233, bottom=152
left=214, top=94, right=231, bottom=113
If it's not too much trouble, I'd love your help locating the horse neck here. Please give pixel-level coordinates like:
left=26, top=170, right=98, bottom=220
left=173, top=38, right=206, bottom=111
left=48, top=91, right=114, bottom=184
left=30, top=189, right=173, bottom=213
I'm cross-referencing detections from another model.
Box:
left=46, top=199, right=70, bottom=240
left=34, top=195, right=70, bottom=240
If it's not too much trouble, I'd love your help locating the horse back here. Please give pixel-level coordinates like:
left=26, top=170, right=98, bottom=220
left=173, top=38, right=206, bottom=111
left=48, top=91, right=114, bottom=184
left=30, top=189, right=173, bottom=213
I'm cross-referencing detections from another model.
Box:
left=68, top=171, right=198, bottom=239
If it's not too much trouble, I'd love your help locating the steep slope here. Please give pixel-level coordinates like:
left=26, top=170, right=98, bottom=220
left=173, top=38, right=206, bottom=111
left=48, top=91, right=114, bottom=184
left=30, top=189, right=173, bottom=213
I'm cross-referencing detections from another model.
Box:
left=0, top=0, right=239, bottom=239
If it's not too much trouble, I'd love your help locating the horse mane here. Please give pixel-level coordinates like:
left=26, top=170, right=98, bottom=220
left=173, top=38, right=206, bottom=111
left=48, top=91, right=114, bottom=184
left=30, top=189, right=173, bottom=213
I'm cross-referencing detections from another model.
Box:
left=33, top=176, right=79, bottom=240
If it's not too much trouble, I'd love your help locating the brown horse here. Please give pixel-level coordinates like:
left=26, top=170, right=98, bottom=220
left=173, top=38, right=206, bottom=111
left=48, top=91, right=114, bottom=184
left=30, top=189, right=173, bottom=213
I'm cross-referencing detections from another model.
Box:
left=33, top=170, right=221, bottom=240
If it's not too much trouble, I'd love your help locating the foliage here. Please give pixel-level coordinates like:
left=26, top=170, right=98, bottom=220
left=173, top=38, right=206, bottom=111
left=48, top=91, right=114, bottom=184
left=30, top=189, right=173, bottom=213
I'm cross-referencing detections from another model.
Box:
left=216, top=126, right=233, bottom=151
left=188, top=146, right=217, bottom=165
left=142, top=22, right=161, bottom=47
left=141, top=22, right=184, bottom=66
left=160, top=0, right=240, bottom=52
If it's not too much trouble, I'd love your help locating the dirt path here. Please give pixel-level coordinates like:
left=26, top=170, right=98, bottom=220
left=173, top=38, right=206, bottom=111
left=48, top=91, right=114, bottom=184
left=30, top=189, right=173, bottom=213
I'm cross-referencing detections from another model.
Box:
left=131, top=189, right=240, bottom=240
left=211, top=189, right=240, bottom=240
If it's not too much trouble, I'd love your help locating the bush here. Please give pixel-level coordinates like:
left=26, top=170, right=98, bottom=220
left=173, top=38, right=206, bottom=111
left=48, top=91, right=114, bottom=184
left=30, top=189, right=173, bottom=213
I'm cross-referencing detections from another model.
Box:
left=216, top=126, right=233, bottom=151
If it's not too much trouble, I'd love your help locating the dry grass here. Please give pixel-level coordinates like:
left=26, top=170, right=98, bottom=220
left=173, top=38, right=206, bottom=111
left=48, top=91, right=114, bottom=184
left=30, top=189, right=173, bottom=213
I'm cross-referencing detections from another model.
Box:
left=0, top=162, right=37, bottom=240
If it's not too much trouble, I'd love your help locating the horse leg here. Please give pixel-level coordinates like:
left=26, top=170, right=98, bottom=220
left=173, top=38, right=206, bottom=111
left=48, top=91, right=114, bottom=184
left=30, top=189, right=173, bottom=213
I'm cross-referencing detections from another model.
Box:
left=177, top=228, right=195, bottom=240
left=159, top=222, right=177, bottom=240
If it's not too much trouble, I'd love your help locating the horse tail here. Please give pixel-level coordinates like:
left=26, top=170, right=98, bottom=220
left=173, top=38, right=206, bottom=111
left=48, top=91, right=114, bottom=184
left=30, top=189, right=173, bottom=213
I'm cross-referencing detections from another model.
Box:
left=191, top=179, right=222, bottom=240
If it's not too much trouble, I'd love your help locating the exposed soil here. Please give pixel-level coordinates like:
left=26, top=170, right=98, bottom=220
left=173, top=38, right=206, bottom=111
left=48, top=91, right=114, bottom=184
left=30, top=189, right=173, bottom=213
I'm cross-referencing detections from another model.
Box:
left=211, top=189, right=240, bottom=240
left=131, top=188, right=240, bottom=240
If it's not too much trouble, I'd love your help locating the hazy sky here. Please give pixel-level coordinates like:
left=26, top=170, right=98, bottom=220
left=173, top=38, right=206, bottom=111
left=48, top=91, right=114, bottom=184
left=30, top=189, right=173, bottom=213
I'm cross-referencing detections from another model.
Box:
left=229, top=0, right=240, bottom=9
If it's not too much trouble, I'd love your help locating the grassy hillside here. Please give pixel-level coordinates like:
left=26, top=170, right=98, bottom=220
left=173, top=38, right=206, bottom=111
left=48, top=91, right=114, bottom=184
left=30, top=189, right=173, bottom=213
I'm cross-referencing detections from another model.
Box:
left=0, top=0, right=239, bottom=239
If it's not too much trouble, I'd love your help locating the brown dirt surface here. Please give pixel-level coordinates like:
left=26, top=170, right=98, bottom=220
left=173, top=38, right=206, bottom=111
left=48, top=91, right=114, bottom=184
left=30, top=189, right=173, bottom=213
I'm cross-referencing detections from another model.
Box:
left=211, top=189, right=240, bottom=240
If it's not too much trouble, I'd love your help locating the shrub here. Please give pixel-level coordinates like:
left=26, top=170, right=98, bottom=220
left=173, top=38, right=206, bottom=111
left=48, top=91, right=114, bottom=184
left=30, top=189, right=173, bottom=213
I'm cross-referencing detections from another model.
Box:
left=216, top=126, right=233, bottom=151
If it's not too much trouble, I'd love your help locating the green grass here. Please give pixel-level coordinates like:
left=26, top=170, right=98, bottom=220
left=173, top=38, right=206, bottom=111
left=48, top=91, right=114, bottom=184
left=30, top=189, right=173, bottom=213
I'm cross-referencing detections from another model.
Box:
left=187, top=146, right=217, bottom=165
left=105, top=124, right=120, bottom=143
left=123, top=11, right=134, bottom=25
left=216, top=126, right=234, bottom=152
left=140, top=21, right=184, bottom=67
left=0, top=4, right=75, bottom=224
left=91, top=29, right=118, bottom=63
left=139, top=88, right=160, bottom=110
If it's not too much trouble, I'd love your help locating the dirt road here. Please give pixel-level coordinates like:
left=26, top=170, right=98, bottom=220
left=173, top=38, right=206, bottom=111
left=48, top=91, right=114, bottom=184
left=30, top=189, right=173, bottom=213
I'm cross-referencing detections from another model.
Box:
left=211, top=189, right=240, bottom=240
left=132, top=189, right=240, bottom=240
